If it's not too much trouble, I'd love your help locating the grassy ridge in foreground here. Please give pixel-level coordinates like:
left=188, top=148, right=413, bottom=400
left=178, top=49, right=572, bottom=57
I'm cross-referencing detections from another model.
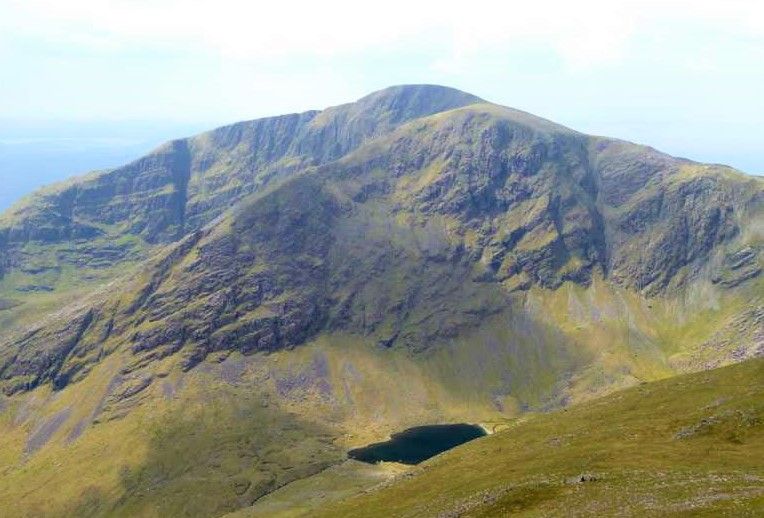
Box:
left=313, top=358, right=764, bottom=517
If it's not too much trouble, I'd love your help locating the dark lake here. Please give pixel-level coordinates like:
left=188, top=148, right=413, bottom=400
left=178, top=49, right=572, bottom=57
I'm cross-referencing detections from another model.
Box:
left=348, top=423, right=486, bottom=465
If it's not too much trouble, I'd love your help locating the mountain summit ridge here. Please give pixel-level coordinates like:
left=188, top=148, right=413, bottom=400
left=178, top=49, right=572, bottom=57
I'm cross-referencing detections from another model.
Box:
left=0, top=85, right=480, bottom=247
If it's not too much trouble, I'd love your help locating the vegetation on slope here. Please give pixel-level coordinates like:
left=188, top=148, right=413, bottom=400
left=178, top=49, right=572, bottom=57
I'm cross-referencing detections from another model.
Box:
left=313, top=358, right=764, bottom=517
left=0, top=350, right=344, bottom=517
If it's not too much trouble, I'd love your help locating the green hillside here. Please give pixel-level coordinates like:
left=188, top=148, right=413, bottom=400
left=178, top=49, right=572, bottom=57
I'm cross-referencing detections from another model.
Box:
left=312, top=358, right=764, bottom=517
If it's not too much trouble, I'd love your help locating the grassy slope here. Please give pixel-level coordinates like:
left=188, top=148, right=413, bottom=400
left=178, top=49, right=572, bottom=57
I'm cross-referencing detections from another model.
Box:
left=0, top=349, right=344, bottom=518
left=0, top=234, right=150, bottom=332
left=0, top=333, right=513, bottom=518
left=311, top=358, right=764, bottom=517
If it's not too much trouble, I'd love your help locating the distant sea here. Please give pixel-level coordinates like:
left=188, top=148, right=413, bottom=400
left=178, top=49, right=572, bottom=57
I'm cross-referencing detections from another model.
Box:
left=0, top=121, right=216, bottom=212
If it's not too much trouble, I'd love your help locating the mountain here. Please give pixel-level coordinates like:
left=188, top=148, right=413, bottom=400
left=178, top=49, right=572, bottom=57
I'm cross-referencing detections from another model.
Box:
left=0, top=85, right=761, bottom=516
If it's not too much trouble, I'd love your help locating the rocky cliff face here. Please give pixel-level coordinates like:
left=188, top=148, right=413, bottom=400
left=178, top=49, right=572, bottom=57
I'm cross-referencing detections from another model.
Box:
left=0, top=85, right=761, bottom=398
left=0, top=86, right=482, bottom=292
left=0, top=85, right=479, bottom=248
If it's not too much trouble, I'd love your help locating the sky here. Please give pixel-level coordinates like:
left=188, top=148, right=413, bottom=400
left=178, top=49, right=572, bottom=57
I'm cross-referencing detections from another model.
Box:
left=0, top=0, right=762, bottom=207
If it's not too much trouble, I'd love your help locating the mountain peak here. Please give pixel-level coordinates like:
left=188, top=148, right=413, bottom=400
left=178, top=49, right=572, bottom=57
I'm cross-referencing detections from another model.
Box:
left=351, top=84, right=483, bottom=122
left=357, top=83, right=482, bottom=106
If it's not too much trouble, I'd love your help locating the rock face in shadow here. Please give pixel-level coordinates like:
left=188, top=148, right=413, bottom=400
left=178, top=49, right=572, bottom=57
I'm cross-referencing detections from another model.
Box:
left=0, top=84, right=762, bottom=396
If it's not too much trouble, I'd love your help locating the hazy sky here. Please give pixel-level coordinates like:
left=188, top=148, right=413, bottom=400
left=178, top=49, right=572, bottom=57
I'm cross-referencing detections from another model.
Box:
left=1, top=0, right=763, bottom=174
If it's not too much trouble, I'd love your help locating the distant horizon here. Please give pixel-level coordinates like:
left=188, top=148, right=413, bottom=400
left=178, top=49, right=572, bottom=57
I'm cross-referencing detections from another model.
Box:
left=2, top=0, right=762, bottom=200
